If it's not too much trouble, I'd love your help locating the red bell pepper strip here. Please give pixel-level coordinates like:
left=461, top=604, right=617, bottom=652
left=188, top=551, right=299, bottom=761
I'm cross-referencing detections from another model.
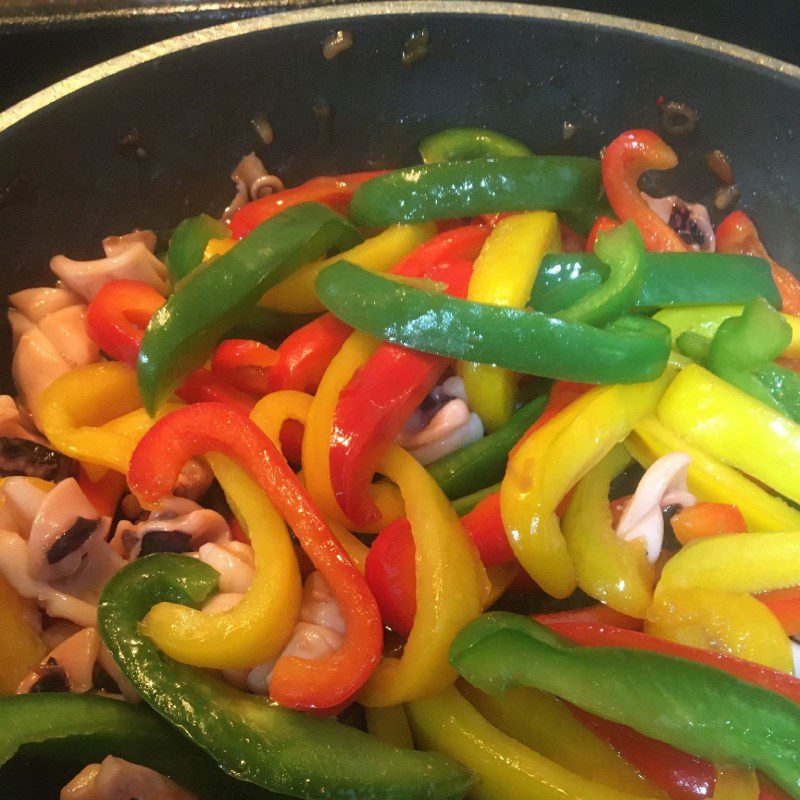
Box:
left=461, top=491, right=513, bottom=567
left=534, top=605, right=642, bottom=630
left=128, top=402, right=383, bottom=711
left=210, top=339, right=278, bottom=396
left=268, top=313, right=352, bottom=393
left=228, top=171, right=386, bottom=240
left=86, top=280, right=254, bottom=412
left=670, top=501, right=747, bottom=544
left=546, top=622, right=800, bottom=705
left=77, top=466, right=126, bottom=518
left=716, top=210, right=800, bottom=315
left=601, top=130, right=688, bottom=253
left=329, top=235, right=482, bottom=527
left=586, top=215, right=618, bottom=251
left=758, top=587, right=800, bottom=637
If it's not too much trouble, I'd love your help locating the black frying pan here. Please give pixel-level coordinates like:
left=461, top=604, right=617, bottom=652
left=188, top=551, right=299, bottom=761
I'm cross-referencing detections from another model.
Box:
left=0, top=2, right=798, bottom=792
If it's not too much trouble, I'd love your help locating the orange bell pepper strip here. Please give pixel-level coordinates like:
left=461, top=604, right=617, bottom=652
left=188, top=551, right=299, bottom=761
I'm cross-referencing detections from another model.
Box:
left=758, top=587, right=800, bottom=637
left=716, top=210, right=800, bottom=315
left=127, top=402, right=383, bottom=711
left=77, top=466, right=126, bottom=518
left=601, top=130, right=688, bottom=253
left=670, top=502, right=747, bottom=544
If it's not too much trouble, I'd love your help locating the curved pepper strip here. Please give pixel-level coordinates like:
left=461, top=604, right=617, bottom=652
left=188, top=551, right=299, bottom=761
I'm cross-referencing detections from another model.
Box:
left=501, top=371, right=672, bottom=598
left=0, top=694, right=266, bottom=800
left=625, top=417, right=800, bottom=533
left=406, top=685, right=661, bottom=800
left=139, top=203, right=362, bottom=414
left=349, top=156, right=602, bottom=227
left=98, top=555, right=472, bottom=800
left=657, top=365, right=800, bottom=506
left=717, top=210, right=800, bottom=315
left=210, top=339, right=278, bottom=396
left=601, top=130, right=687, bottom=252
left=127, top=402, right=383, bottom=711
left=228, top=171, right=385, bottom=239
left=670, top=502, right=747, bottom=544
left=358, top=445, right=487, bottom=707
left=451, top=612, right=800, bottom=799
left=459, top=211, right=560, bottom=431
left=166, top=213, right=230, bottom=282
left=302, top=332, right=404, bottom=533
left=458, top=682, right=661, bottom=797
left=562, top=445, right=653, bottom=618
left=419, top=127, right=533, bottom=162
left=646, top=587, right=793, bottom=673
left=260, top=223, right=436, bottom=314
left=138, top=452, right=301, bottom=669
left=316, top=262, right=672, bottom=384
left=393, top=225, right=490, bottom=277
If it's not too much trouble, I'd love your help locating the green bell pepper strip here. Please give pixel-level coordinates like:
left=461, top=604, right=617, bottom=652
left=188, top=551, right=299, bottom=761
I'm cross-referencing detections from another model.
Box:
left=532, top=253, right=780, bottom=311
left=450, top=612, right=800, bottom=800
left=534, top=270, right=604, bottom=315
left=0, top=693, right=272, bottom=800
left=452, top=483, right=502, bottom=516
left=419, top=128, right=532, bottom=162
left=427, top=394, right=547, bottom=499
left=138, top=202, right=362, bottom=414
left=316, top=261, right=671, bottom=384
left=166, top=213, right=230, bottom=283
left=556, top=221, right=645, bottom=326
left=98, top=553, right=472, bottom=800
left=348, top=157, right=602, bottom=227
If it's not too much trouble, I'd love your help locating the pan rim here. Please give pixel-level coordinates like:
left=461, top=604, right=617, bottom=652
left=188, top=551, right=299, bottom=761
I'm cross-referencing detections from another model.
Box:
left=2, top=0, right=799, bottom=137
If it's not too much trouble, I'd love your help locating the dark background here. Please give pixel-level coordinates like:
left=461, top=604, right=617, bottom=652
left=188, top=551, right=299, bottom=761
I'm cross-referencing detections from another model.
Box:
left=1, top=0, right=799, bottom=114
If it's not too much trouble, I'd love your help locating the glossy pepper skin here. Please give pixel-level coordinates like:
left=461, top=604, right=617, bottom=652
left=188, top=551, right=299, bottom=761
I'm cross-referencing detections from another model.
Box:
left=532, top=252, right=780, bottom=311
left=166, top=213, right=230, bottom=282
left=348, top=156, right=602, bottom=227
left=316, top=261, right=671, bottom=384
left=127, top=402, right=382, bottom=711
left=451, top=613, right=800, bottom=799
left=138, top=203, right=361, bottom=414
left=601, top=130, right=688, bottom=252
left=97, top=555, right=472, bottom=800
left=0, top=575, right=46, bottom=695
left=0, top=694, right=272, bottom=800
left=418, top=127, right=533, bottom=162
left=210, top=339, right=278, bottom=397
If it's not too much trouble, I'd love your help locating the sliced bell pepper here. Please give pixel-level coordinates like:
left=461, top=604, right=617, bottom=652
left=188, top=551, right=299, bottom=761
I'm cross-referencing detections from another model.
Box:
left=458, top=682, right=662, bottom=797
left=601, top=129, right=688, bottom=252
left=451, top=612, right=800, bottom=798
left=657, top=364, right=800, bottom=506
left=427, top=393, right=547, bottom=499
left=452, top=482, right=501, bottom=516
left=138, top=451, right=301, bottom=670
left=349, top=156, right=602, bottom=227
left=209, top=339, right=278, bottom=397
left=139, top=202, right=362, bottom=414
left=127, top=402, right=382, bottom=710
left=0, top=575, right=46, bottom=695
left=562, top=445, right=653, bottom=618
left=759, top=587, right=800, bottom=637
left=406, top=685, right=659, bottom=800
left=98, top=554, right=472, bottom=799
left=0, top=693, right=261, bottom=800
left=501, top=372, right=672, bottom=598
left=392, top=225, right=490, bottom=277
left=358, top=445, right=487, bottom=706
left=166, top=213, right=230, bottom=282
left=716, top=210, right=800, bottom=315
left=670, top=502, right=747, bottom=543
left=77, top=465, right=126, bottom=518
left=459, top=211, right=560, bottom=430
left=586, top=215, right=618, bottom=250
left=228, top=171, right=385, bottom=239
left=419, top=127, right=533, bottom=162
left=534, top=605, right=642, bottom=629
left=259, top=223, right=436, bottom=314
left=316, top=261, right=672, bottom=384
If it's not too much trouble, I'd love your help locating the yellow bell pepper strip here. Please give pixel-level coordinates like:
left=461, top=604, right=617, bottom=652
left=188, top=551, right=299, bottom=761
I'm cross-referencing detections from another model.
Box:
left=138, top=452, right=301, bottom=669
left=657, top=365, right=800, bottom=506
left=406, top=686, right=661, bottom=800
left=654, top=305, right=800, bottom=357
left=0, top=574, right=47, bottom=695
left=302, top=332, right=404, bottom=533
left=625, top=417, right=800, bottom=533
left=365, top=705, right=415, bottom=749
left=562, top=445, right=654, bottom=618
left=458, top=682, right=664, bottom=797
left=358, top=445, right=487, bottom=707
left=458, top=211, right=560, bottom=432
left=713, top=767, right=760, bottom=800
left=260, top=223, right=436, bottom=314
left=646, top=587, right=793, bottom=673
left=501, top=371, right=672, bottom=598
